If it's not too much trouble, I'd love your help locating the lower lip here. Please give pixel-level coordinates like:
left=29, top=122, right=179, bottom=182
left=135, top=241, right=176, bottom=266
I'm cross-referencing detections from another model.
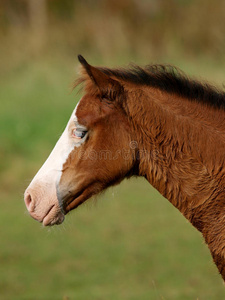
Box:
left=42, top=205, right=55, bottom=226
left=42, top=205, right=65, bottom=226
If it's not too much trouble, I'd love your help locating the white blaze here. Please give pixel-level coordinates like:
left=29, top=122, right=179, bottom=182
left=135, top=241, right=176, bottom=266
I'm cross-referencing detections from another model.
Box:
left=24, top=100, right=88, bottom=226
left=28, top=100, right=86, bottom=191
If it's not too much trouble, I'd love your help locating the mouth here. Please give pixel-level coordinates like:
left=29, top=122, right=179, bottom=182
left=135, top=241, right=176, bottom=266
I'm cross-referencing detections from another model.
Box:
left=42, top=204, right=65, bottom=226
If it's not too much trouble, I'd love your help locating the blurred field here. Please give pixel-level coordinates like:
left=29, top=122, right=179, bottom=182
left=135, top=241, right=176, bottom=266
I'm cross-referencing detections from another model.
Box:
left=1, top=0, right=225, bottom=299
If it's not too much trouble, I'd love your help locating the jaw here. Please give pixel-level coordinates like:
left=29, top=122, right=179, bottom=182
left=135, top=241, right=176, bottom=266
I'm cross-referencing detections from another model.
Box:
left=60, top=186, right=99, bottom=215
left=61, top=177, right=126, bottom=215
left=58, top=181, right=105, bottom=215
left=64, top=189, right=92, bottom=213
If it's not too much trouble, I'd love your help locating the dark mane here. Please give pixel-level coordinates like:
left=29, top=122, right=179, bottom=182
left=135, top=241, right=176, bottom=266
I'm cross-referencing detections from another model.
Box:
left=98, top=64, right=225, bottom=110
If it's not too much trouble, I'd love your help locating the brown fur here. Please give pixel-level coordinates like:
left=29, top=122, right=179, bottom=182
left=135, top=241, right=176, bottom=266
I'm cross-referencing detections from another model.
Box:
left=59, top=56, right=225, bottom=280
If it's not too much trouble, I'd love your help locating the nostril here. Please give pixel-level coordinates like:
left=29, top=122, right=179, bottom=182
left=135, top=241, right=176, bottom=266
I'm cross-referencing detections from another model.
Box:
left=24, top=191, right=33, bottom=212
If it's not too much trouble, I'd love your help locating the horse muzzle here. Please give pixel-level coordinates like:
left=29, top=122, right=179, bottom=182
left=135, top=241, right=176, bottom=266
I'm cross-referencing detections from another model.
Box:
left=24, top=183, right=65, bottom=226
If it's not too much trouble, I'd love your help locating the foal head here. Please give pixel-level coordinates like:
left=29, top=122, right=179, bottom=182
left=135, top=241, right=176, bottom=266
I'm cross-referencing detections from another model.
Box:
left=24, top=56, right=136, bottom=226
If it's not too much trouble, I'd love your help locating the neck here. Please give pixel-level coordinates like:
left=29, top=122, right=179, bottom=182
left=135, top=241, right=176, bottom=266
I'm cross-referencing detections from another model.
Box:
left=126, top=87, right=225, bottom=280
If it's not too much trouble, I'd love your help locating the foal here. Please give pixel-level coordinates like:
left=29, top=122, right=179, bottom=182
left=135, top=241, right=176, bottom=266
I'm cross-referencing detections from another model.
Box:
left=25, top=56, right=225, bottom=280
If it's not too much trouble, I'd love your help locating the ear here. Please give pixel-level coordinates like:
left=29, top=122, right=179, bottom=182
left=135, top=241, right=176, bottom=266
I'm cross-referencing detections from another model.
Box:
left=78, top=55, right=123, bottom=101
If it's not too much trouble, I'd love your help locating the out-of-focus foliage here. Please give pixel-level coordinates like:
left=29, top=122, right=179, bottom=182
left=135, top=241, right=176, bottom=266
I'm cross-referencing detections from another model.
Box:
left=0, top=0, right=224, bottom=73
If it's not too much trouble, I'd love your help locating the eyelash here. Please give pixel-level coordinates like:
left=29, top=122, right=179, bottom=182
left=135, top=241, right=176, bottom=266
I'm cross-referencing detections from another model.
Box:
left=72, top=128, right=87, bottom=139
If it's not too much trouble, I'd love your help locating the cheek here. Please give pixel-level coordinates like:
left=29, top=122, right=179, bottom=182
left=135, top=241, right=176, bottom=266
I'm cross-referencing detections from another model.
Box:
left=58, top=126, right=133, bottom=193
left=58, top=148, right=83, bottom=187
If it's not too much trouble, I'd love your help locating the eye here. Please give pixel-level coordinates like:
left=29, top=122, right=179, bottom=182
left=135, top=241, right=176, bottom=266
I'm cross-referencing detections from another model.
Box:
left=72, top=128, right=87, bottom=139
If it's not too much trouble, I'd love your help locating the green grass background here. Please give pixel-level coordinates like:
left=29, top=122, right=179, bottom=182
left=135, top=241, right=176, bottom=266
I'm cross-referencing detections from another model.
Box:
left=1, top=56, right=225, bottom=300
